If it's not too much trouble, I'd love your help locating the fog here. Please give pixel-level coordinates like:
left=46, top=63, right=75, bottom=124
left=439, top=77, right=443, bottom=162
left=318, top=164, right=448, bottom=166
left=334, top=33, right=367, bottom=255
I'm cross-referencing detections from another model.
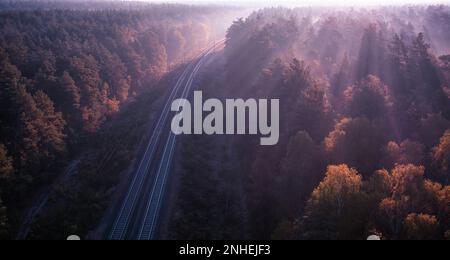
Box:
left=138, top=0, right=449, bottom=7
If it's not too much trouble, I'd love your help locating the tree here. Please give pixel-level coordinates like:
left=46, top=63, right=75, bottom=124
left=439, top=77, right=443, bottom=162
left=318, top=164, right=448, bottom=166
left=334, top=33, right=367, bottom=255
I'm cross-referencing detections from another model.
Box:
left=439, top=55, right=450, bottom=71
left=432, top=130, right=450, bottom=184
left=314, top=16, right=343, bottom=72
left=0, top=58, right=23, bottom=138
left=0, top=144, right=13, bottom=179
left=376, top=164, right=449, bottom=239
left=276, top=59, right=332, bottom=141
left=378, top=197, right=407, bottom=239
left=410, top=33, right=449, bottom=118
left=357, top=25, right=386, bottom=80
left=404, top=213, right=439, bottom=240
left=96, top=47, right=130, bottom=102
left=366, top=169, right=392, bottom=200
left=0, top=144, right=13, bottom=240
left=377, top=165, right=426, bottom=239
left=115, top=78, right=130, bottom=102
left=58, top=71, right=81, bottom=113
left=411, top=33, right=431, bottom=64
left=332, top=54, right=350, bottom=96
left=390, top=34, right=409, bottom=72
left=345, top=75, right=391, bottom=120
left=381, top=140, right=425, bottom=169
left=0, top=3, right=224, bottom=239
left=391, top=164, right=425, bottom=200
left=281, top=131, right=325, bottom=216
left=272, top=220, right=300, bottom=240
left=418, top=113, right=450, bottom=148
left=436, top=185, right=450, bottom=230
left=68, top=55, right=105, bottom=132
left=143, top=33, right=169, bottom=80
left=166, top=29, right=186, bottom=63
left=388, top=34, right=409, bottom=94
left=324, top=117, right=385, bottom=175
left=18, top=90, right=66, bottom=169
left=302, top=165, right=370, bottom=239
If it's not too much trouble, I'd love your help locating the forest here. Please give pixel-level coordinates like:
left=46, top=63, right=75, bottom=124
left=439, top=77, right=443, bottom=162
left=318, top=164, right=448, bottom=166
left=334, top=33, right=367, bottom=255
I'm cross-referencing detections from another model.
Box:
left=0, top=1, right=449, bottom=240
left=0, top=1, right=235, bottom=239
left=225, top=5, right=450, bottom=240
left=169, top=5, right=450, bottom=240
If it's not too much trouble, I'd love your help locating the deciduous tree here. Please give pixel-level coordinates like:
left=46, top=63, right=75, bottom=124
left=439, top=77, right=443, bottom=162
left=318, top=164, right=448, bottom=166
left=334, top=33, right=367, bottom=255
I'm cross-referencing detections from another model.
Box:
left=302, top=165, right=370, bottom=239
left=432, top=130, right=450, bottom=184
left=404, top=213, right=439, bottom=240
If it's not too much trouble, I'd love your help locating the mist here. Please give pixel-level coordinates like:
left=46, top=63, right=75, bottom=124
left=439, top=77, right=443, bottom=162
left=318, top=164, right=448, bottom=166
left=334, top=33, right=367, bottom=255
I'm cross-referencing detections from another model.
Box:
left=137, top=0, right=449, bottom=7
left=0, top=0, right=449, bottom=242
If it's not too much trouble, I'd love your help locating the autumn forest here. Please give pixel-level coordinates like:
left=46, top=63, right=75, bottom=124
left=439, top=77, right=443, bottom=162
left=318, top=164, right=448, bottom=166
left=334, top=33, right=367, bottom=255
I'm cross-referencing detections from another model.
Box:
left=0, top=1, right=449, bottom=240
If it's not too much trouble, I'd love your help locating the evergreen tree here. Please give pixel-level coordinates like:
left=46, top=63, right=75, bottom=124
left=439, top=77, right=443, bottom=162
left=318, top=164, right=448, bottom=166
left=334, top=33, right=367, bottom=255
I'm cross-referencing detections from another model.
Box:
left=357, top=25, right=386, bottom=80
left=59, top=71, right=81, bottom=113
left=0, top=144, right=13, bottom=179
left=18, top=90, right=66, bottom=169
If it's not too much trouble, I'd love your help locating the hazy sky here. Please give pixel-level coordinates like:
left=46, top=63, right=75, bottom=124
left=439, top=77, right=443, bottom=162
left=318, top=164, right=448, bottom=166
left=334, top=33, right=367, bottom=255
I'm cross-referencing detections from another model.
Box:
left=141, top=0, right=449, bottom=6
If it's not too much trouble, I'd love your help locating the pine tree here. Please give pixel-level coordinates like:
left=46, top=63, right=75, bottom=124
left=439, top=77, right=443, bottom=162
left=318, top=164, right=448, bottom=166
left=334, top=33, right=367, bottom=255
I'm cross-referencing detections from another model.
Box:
left=0, top=144, right=13, bottom=179
left=0, top=58, right=23, bottom=136
left=332, top=54, right=350, bottom=96
left=59, top=71, right=81, bottom=112
left=346, top=75, right=391, bottom=120
left=281, top=131, right=325, bottom=217
left=357, top=25, right=385, bottom=80
left=18, top=90, right=66, bottom=169
left=390, top=34, right=409, bottom=73
left=33, top=91, right=66, bottom=155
